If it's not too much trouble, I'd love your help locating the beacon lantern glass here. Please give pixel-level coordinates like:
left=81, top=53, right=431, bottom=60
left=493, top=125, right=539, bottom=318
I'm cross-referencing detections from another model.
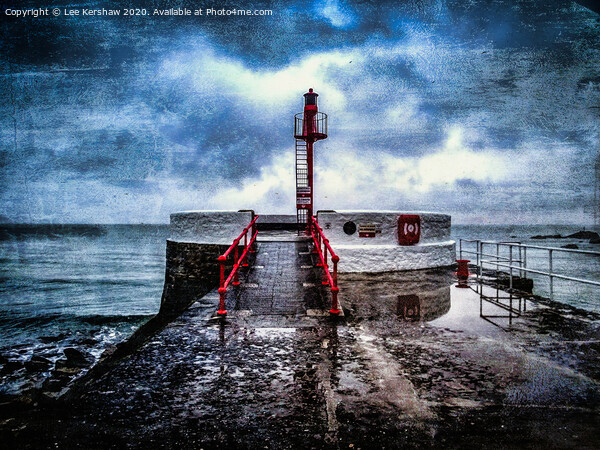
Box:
left=304, top=88, right=318, bottom=106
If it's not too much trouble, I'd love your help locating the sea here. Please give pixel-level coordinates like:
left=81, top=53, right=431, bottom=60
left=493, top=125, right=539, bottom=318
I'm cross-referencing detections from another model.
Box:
left=1, top=223, right=599, bottom=394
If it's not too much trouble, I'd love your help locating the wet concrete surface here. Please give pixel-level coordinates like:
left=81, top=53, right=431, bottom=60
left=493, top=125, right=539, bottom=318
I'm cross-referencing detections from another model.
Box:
left=2, top=242, right=600, bottom=449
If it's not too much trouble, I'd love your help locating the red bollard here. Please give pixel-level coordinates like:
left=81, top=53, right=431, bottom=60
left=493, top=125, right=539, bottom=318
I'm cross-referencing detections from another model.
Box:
left=456, top=259, right=470, bottom=288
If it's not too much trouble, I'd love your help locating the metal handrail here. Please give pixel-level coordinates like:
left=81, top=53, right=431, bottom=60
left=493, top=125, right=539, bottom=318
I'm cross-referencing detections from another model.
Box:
left=476, top=240, right=600, bottom=256
left=479, top=259, right=600, bottom=287
left=294, top=112, right=328, bottom=138
left=310, top=216, right=340, bottom=314
left=217, top=216, right=259, bottom=315
left=459, top=238, right=600, bottom=298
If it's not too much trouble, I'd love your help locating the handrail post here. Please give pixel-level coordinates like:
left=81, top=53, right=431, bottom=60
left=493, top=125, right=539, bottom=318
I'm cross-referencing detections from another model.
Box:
left=322, top=246, right=329, bottom=285
left=509, top=245, right=513, bottom=291
left=476, top=240, right=481, bottom=293
left=459, top=239, right=462, bottom=259
left=549, top=249, right=553, bottom=298
left=218, top=255, right=227, bottom=315
left=315, top=227, right=323, bottom=266
left=322, top=241, right=329, bottom=285
left=243, top=231, right=249, bottom=267
left=312, top=217, right=319, bottom=253
left=475, top=240, right=480, bottom=276
left=250, top=220, right=257, bottom=253
left=233, top=244, right=240, bottom=286
left=518, top=245, right=523, bottom=278
left=330, top=256, right=340, bottom=314
left=496, top=243, right=500, bottom=275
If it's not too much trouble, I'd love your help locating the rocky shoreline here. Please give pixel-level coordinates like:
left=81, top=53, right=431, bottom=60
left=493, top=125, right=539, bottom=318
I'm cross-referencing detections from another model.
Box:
left=531, top=230, right=600, bottom=243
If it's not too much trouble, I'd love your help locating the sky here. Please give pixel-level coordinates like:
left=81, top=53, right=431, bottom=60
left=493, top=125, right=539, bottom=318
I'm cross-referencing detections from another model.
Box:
left=1, top=0, right=599, bottom=224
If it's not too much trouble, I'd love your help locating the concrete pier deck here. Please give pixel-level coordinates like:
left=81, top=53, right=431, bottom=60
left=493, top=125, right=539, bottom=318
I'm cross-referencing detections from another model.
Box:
left=2, top=241, right=600, bottom=449
left=222, top=240, right=335, bottom=317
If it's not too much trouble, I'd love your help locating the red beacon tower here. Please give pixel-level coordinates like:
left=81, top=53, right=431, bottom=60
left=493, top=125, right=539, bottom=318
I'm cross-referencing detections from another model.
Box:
left=294, top=88, right=328, bottom=230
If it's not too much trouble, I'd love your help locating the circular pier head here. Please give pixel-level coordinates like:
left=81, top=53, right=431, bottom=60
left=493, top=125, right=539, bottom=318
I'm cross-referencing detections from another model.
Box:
left=315, top=210, right=455, bottom=273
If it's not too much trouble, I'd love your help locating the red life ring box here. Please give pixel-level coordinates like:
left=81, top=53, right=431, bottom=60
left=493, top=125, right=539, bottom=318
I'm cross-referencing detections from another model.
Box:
left=398, top=215, right=421, bottom=246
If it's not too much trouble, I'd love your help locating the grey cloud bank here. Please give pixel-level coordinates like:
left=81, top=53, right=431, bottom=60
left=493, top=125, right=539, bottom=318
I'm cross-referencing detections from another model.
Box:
left=1, top=0, right=599, bottom=224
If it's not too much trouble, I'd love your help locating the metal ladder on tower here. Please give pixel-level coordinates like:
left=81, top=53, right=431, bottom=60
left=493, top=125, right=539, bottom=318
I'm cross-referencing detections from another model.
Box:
left=295, top=139, right=309, bottom=228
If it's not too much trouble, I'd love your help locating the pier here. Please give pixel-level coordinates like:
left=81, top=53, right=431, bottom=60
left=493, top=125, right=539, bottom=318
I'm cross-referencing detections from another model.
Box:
left=2, top=229, right=600, bottom=448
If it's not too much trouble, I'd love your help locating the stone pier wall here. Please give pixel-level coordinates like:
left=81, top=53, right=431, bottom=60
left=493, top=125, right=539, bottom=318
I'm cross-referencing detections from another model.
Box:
left=159, top=211, right=253, bottom=317
left=159, top=241, right=231, bottom=317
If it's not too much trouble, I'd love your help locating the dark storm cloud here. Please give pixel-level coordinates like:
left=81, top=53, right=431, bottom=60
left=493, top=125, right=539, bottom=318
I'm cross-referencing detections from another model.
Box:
left=0, top=0, right=599, bottom=222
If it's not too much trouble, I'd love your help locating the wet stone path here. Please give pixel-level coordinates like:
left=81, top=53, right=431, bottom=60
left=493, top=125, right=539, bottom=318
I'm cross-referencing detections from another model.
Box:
left=224, top=240, right=331, bottom=317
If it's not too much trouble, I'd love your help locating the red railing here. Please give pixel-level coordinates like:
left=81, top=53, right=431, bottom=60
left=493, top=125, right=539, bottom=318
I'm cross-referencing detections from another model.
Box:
left=310, top=216, right=340, bottom=314
left=217, top=216, right=259, bottom=315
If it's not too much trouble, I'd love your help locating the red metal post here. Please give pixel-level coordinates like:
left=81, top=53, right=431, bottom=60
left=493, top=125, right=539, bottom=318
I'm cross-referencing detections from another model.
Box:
left=330, top=286, right=340, bottom=315
left=313, top=218, right=320, bottom=253
left=332, top=255, right=338, bottom=290
left=243, top=232, right=249, bottom=267
left=218, top=255, right=227, bottom=315
left=322, top=244, right=329, bottom=285
left=330, top=255, right=340, bottom=314
left=250, top=220, right=257, bottom=253
left=233, top=244, right=240, bottom=286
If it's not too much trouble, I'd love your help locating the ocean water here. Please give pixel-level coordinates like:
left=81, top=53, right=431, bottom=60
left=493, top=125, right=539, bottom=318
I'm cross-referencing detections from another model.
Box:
left=0, top=225, right=168, bottom=394
left=0, top=223, right=598, bottom=394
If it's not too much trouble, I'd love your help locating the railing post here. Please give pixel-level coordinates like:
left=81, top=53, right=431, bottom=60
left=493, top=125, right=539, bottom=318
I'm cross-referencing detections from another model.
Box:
left=476, top=240, right=481, bottom=293
left=496, top=243, right=500, bottom=275
left=233, top=244, right=240, bottom=286
left=549, top=249, right=553, bottom=298
left=316, top=226, right=323, bottom=266
left=518, top=245, right=523, bottom=278
left=523, top=247, right=527, bottom=279
left=509, top=245, right=513, bottom=291
left=218, top=255, right=227, bottom=315
left=330, top=255, right=340, bottom=314
left=459, top=239, right=462, bottom=259
left=250, top=220, right=257, bottom=253
left=243, top=231, right=249, bottom=267
left=313, top=218, right=320, bottom=254
left=475, top=240, right=480, bottom=275
left=322, top=244, right=329, bottom=285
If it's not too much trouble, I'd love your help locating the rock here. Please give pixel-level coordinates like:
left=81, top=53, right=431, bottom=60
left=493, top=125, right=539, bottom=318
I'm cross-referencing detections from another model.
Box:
left=25, top=356, right=53, bottom=372
left=561, top=244, right=579, bottom=250
left=31, top=355, right=52, bottom=365
left=52, top=364, right=82, bottom=375
left=531, top=234, right=562, bottom=239
left=59, top=347, right=92, bottom=368
left=0, top=354, right=8, bottom=365
left=590, top=237, right=600, bottom=244
left=38, top=333, right=68, bottom=344
left=565, top=231, right=600, bottom=240
left=42, top=377, right=69, bottom=393
left=1, top=360, right=24, bottom=374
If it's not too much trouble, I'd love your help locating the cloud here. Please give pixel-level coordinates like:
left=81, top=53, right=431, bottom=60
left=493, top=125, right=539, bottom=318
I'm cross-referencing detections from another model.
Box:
left=315, top=0, right=357, bottom=29
left=1, top=0, right=599, bottom=224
